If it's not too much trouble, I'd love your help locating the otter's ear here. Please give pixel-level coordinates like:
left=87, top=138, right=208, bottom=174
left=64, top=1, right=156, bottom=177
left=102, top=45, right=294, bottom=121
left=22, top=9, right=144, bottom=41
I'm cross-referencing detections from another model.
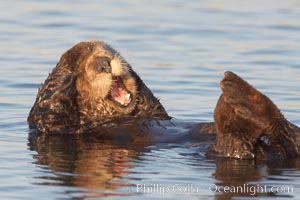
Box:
left=27, top=42, right=95, bottom=134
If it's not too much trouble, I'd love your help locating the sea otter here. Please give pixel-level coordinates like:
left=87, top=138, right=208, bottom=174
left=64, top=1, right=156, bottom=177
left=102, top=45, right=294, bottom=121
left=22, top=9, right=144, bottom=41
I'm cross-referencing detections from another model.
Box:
left=28, top=40, right=300, bottom=160
left=28, top=41, right=170, bottom=134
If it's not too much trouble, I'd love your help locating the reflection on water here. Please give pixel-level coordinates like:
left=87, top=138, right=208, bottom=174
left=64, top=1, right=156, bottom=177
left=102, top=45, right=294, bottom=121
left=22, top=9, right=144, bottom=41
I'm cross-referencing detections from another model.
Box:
left=1, top=0, right=300, bottom=199
left=213, top=159, right=300, bottom=199
left=27, top=119, right=216, bottom=198
left=29, top=135, right=137, bottom=198
left=29, top=130, right=300, bottom=199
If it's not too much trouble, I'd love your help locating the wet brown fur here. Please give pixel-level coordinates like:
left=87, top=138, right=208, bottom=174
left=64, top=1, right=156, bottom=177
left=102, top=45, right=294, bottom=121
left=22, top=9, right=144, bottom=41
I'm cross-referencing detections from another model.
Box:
left=213, top=71, right=299, bottom=159
left=28, top=41, right=170, bottom=134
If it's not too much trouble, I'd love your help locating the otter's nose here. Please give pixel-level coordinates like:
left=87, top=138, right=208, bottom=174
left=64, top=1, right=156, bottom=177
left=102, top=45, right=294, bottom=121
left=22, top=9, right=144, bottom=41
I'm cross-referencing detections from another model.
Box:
left=95, top=57, right=111, bottom=73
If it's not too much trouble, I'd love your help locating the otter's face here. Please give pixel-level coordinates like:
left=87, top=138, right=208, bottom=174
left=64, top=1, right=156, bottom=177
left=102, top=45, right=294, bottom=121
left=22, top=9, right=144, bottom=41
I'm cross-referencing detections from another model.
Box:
left=77, top=43, right=137, bottom=113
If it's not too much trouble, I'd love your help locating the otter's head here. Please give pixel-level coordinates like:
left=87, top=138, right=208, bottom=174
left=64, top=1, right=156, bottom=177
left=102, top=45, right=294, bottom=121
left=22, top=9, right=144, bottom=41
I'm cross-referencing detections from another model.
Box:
left=72, top=41, right=170, bottom=125
left=76, top=41, right=138, bottom=114
left=28, top=40, right=169, bottom=134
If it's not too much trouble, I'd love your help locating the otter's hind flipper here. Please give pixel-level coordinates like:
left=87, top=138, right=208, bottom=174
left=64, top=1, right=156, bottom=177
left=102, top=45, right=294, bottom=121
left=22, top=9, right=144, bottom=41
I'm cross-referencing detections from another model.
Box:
left=214, top=71, right=299, bottom=159
left=220, top=71, right=280, bottom=130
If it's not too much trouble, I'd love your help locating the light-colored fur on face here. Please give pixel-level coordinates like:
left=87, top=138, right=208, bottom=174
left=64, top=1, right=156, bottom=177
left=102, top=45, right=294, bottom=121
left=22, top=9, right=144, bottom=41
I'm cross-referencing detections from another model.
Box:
left=76, top=42, right=137, bottom=104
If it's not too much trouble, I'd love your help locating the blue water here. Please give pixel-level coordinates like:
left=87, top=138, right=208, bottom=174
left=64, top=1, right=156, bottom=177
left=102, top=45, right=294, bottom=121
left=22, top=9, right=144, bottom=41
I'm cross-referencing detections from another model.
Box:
left=1, top=0, right=300, bottom=199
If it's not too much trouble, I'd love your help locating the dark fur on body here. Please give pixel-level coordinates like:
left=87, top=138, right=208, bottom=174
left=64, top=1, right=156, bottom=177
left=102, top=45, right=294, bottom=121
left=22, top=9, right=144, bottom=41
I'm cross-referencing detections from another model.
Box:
left=28, top=41, right=170, bottom=134
left=28, top=41, right=300, bottom=160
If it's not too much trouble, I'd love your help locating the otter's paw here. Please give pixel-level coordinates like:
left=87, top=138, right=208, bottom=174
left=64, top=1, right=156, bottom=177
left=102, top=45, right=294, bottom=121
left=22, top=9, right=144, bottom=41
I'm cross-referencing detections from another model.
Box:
left=231, top=140, right=255, bottom=159
left=213, top=135, right=255, bottom=159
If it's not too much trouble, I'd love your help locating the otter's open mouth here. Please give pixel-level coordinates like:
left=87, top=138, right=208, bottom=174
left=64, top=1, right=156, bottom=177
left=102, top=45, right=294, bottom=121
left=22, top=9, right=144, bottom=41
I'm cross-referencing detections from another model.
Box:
left=108, top=77, right=132, bottom=107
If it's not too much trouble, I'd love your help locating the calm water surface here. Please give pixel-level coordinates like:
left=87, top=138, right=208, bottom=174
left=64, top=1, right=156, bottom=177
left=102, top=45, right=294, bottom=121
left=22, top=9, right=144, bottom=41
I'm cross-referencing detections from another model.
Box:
left=1, top=0, right=300, bottom=199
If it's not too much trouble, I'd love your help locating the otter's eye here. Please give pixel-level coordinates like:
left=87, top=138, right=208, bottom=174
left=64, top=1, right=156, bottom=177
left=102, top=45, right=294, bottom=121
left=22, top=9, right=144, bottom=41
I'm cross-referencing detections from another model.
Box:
left=94, top=57, right=111, bottom=73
